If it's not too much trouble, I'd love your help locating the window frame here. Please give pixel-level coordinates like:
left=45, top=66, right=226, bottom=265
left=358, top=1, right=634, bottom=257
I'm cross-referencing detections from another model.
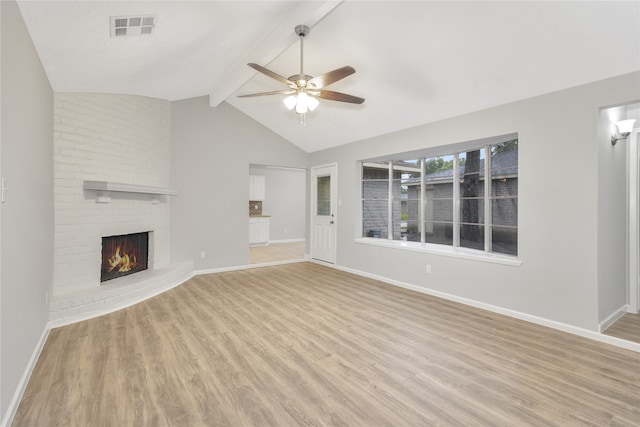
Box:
left=358, top=133, right=520, bottom=266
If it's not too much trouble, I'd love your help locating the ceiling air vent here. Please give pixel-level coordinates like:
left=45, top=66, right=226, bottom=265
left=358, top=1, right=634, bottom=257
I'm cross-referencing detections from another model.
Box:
left=110, top=15, right=155, bottom=37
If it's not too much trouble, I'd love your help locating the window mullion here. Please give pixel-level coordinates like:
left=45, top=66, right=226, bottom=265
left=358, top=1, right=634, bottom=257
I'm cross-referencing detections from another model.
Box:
left=453, top=153, right=460, bottom=247
left=388, top=162, right=393, bottom=240
left=420, top=158, right=425, bottom=244
left=484, top=145, right=492, bottom=253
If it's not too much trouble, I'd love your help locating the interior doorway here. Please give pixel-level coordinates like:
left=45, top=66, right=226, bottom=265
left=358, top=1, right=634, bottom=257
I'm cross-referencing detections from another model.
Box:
left=600, top=109, right=640, bottom=344
left=248, top=164, right=307, bottom=265
left=629, top=129, right=640, bottom=313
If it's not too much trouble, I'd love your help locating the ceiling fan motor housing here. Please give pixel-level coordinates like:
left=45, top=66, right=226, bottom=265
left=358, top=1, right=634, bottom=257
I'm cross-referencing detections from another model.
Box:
left=288, top=74, right=314, bottom=88
left=295, top=25, right=310, bottom=38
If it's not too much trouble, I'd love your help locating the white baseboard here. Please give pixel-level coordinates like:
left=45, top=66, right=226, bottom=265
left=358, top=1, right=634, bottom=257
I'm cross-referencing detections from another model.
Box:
left=1, top=326, right=50, bottom=427
left=195, top=256, right=309, bottom=276
left=599, top=304, right=630, bottom=332
left=268, top=238, right=305, bottom=244
left=317, top=260, right=640, bottom=353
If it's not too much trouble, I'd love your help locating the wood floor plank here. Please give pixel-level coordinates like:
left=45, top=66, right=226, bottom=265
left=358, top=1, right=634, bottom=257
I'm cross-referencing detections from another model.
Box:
left=604, top=313, right=640, bottom=344
left=249, top=241, right=305, bottom=264
left=13, top=262, right=640, bottom=426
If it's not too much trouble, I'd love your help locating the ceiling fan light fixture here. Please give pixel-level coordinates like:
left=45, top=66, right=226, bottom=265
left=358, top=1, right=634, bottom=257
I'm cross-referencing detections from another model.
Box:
left=307, top=95, right=319, bottom=111
left=283, top=95, right=297, bottom=110
left=284, top=92, right=319, bottom=114
left=296, top=92, right=310, bottom=114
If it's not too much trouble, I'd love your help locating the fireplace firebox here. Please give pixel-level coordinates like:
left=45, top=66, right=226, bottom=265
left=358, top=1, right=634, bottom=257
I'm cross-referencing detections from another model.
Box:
left=101, top=232, right=149, bottom=282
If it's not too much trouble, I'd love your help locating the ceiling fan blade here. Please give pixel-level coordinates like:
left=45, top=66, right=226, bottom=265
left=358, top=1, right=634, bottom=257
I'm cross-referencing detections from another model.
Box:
left=237, top=90, right=295, bottom=98
left=308, top=66, right=356, bottom=89
left=247, top=63, right=295, bottom=88
left=316, top=90, right=364, bottom=104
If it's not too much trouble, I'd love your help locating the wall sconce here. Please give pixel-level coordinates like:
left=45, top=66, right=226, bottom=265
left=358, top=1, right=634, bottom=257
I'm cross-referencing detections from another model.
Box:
left=611, top=119, right=637, bottom=145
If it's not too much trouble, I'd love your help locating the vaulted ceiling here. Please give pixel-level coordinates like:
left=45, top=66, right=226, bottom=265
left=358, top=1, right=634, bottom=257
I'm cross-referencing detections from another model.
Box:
left=17, top=1, right=640, bottom=152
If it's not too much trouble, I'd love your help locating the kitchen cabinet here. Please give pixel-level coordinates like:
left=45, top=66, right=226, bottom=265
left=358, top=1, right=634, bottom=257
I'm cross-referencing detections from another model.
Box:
left=249, top=216, right=270, bottom=245
left=249, top=175, right=265, bottom=201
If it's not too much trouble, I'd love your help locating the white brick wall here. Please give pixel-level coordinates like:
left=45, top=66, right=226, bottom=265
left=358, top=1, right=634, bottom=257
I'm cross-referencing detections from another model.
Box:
left=53, top=93, right=172, bottom=296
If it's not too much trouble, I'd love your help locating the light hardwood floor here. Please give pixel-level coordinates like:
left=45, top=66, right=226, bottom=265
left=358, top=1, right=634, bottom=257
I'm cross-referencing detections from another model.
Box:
left=605, top=313, right=640, bottom=344
left=249, top=240, right=305, bottom=264
left=14, top=263, right=640, bottom=426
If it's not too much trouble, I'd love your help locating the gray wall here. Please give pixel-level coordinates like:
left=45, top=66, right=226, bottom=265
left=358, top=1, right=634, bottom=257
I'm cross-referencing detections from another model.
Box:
left=249, top=165, right=306, bottom=242
left=310, top=72, right=640, bottom=331
left=0, top=0, right=53, bottom=420
left=170, top=97, right=309, bottom=270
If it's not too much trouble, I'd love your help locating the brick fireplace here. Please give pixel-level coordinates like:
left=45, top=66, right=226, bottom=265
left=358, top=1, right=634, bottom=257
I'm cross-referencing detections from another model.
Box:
left=49, top=93, right=192, bottom=325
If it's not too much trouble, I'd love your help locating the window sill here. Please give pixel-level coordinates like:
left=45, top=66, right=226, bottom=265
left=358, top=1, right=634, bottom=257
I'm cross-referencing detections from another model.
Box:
left=354, top=237, right=522, bottom=267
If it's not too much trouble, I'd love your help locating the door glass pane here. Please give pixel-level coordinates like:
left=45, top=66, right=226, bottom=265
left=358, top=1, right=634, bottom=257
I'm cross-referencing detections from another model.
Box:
left=317, top=175, right=331, bottom=216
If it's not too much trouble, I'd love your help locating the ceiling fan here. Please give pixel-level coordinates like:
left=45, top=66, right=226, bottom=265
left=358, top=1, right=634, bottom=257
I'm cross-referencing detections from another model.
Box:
left=238, top=24, right=364, bottom=124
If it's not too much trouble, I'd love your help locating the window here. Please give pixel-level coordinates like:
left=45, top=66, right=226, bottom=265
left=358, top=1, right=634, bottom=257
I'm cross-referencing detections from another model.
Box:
left=361, top=135, right=518, bottom=257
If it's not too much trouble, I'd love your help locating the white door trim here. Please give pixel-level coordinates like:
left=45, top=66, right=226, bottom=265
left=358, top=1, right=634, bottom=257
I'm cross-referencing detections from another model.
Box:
left=310, top=163, right=338, bottom=264
left=628, top=128, right=640, bottom=313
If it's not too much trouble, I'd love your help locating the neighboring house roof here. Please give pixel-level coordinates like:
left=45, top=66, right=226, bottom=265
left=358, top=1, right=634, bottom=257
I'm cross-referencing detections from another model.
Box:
left=364, top=149, right=518, bottom=186
left=365, top=150, right=518, bottom=185
left=422, top=149, right=518, bottom=184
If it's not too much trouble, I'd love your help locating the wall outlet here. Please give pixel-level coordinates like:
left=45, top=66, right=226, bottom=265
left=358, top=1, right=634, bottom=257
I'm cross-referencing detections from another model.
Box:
left=284, top=228, right=288, bottom=234
left=200, top=251, right=206, bottom=259
left=425, top=264, right=432, bottom=274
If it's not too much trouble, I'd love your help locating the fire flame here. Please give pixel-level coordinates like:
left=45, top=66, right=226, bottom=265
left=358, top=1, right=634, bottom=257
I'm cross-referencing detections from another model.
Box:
left=107, top=246, right=137, bottom=273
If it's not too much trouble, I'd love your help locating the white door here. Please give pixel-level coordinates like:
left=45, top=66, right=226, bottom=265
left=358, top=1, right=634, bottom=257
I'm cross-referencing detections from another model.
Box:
left=311, top=164, right=337, bottom=263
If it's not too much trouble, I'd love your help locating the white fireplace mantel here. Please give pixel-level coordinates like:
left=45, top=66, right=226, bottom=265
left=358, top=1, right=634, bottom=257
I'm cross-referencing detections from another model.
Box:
left=83, top=180, right=179, bottom=203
